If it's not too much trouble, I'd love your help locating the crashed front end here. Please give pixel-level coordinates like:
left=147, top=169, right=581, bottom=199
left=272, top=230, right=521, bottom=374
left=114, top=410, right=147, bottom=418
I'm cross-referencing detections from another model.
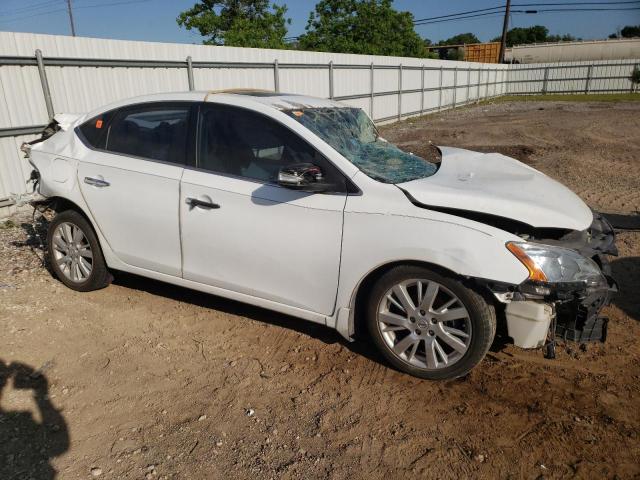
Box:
left=492, top=213, right=617, bottom=351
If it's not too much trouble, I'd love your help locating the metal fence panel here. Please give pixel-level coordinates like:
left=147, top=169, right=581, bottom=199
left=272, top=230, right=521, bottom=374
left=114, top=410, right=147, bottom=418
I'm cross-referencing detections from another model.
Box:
left=0, top=31, right=636, bottom=209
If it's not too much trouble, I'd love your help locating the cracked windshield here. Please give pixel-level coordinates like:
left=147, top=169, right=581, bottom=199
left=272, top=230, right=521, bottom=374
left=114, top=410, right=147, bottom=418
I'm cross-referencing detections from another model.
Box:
left=285, top=107, right=438, bottom=184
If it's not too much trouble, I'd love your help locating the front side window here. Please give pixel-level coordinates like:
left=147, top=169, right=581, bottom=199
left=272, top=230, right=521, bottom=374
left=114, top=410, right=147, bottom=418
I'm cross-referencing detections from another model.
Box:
left=105, top=105, right=190, bottom=164
left=284, top=107, right=438, bottom=184
left=198, top=105, right=346, bottom=190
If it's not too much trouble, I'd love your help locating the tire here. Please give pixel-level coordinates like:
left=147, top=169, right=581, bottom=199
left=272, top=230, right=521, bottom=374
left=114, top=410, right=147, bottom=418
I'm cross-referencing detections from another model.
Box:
left=47, top=209, right=111, bottom=292
left=366, top=265, right=495, bottom=380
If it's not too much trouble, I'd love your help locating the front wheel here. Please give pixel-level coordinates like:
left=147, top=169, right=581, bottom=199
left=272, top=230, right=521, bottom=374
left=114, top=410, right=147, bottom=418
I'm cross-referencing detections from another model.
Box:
left=47, top=209, right=111, bottom=292
left=366, top=265, right=496, bottom=380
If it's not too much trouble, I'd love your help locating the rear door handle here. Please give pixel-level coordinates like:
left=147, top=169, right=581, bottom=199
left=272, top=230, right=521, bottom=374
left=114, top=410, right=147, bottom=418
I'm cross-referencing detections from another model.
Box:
left=84, top=176, right=110, bottom=188
left=185, top=197, right=220, bottom=210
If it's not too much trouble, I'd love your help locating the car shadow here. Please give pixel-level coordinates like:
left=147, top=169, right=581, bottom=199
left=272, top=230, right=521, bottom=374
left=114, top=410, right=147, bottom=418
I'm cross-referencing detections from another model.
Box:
left=610, top=256, right=640, bottom=322
left=111, top=272, right=385, bottom=363
left=0, top=359, right=69, bottom=480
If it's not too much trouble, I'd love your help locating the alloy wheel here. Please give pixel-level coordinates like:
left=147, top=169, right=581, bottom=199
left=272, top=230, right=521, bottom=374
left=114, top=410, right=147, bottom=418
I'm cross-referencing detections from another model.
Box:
left=377, top=279, right=472, bottom=370
left=51, top=221, right=94, bottom=283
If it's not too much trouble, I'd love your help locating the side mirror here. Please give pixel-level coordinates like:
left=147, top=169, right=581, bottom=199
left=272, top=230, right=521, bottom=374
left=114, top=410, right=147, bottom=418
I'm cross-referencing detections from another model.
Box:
left=277, top=163, right=333, bottom=192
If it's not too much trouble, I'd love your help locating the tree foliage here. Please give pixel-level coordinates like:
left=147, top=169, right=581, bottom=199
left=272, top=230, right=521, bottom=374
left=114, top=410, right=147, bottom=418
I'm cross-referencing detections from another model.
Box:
left=298, top=0, right=428, bottom=57
left=177, top=0, right=290, bottom=48
left=621, top=25, right=640, bottom=38
left=491, top=25, right=575, bottom=47
left=441, top=33, right=480, bottom=46
left=610, top=25, right=640, bottom=38
left=631, top=67, right=640, bottom=90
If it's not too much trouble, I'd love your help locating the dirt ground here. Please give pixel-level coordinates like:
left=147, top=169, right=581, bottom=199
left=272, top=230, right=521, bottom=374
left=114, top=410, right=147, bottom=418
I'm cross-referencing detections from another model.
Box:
left=1, top=100, right=639, bottom=480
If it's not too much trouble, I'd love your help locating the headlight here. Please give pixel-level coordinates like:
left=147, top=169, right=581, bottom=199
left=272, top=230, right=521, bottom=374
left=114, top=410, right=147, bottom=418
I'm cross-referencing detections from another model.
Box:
left=506, top=242, right=605, bottom=286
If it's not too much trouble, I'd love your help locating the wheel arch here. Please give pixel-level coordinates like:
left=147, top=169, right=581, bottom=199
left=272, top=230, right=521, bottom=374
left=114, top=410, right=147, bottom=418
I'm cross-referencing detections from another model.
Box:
left=347, top=259, right=496, bottom=340
left=35, top=196, right=107, bottom=253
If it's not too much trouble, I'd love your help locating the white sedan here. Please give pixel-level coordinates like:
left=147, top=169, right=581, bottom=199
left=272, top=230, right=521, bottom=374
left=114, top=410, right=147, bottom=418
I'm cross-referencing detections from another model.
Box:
left=24, top=90, right=617, bottom=380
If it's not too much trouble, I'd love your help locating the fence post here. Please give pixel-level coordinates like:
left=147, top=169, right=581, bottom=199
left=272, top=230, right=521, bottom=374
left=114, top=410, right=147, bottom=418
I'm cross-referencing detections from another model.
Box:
left=186, top=56, right=195, bottom=91
left=466, top=66, right=470, bottom=104
left=631, top=63, right=638, bottom=93
left=420, top=65, right=425, bottom=115
left=542, top=66, right=549, bottom=94
left=397, top=63, right=403, bottom=121
left=273, top=59, right=280, bottom=93
left=476, top=65, right=481, bottom=102
left=485, top=67, right=489, bottom=99
left=369, top=62, right=374, bottom=119
left=437, top=66, right=443, bottom=111
left=452, top=67, right=458, bottom=108
left=328, top=61, right=334, bottom=99
left=35, top=49, right=54, bottom=120
left=584, top=64, right=593, bottom=94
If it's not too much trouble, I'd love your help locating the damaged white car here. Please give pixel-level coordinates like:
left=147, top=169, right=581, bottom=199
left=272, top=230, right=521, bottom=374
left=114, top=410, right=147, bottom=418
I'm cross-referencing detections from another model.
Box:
left=23, top=91, right=617, bottom=380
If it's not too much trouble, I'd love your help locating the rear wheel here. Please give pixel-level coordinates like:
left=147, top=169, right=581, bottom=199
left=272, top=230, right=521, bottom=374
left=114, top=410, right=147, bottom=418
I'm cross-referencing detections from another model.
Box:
left=47, top=209, right=110, bottom=291
left=366, top=265, right=495, bottom=380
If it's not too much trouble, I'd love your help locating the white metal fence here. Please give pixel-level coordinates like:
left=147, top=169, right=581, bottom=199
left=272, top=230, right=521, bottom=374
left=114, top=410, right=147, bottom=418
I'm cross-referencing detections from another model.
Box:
left=0, top=31, right=638, bottom=212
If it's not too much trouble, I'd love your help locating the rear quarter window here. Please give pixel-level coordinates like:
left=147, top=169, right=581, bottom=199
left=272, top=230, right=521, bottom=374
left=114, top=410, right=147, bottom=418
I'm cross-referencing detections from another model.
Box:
left=77, top=110, right=116, bottom=149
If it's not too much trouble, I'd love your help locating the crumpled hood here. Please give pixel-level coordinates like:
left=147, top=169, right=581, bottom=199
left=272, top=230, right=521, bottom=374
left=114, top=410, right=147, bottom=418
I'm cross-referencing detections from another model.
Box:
left=399, top=146, right=593, bottom=231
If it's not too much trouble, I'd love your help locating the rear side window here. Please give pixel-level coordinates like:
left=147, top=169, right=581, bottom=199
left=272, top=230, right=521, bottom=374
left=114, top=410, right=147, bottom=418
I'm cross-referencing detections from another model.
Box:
left=78, top=110, right=115, bottom=149
left=105, top=104, right=191, bottom=164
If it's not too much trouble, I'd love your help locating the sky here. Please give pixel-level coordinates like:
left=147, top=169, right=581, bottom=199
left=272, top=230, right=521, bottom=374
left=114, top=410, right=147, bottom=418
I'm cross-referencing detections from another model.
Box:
left=0, top=0, right=638, bottom=45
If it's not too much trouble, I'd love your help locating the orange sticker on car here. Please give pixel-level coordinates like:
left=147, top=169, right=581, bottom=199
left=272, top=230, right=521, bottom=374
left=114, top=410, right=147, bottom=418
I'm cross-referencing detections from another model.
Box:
left=96, top=119, right=103, bottom=128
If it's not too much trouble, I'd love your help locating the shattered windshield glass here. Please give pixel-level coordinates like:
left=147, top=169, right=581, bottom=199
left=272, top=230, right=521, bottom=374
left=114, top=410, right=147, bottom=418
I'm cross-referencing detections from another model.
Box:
left=284, top=107, right=438, bottom=184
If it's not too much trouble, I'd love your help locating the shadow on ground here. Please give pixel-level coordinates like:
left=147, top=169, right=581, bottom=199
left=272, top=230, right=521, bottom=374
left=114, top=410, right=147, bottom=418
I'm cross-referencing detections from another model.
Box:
left=0, top=360, right=69, bottom=480
left=610, top=256, right=640, bottom=322
left=112, top=271, right=389, bottom=365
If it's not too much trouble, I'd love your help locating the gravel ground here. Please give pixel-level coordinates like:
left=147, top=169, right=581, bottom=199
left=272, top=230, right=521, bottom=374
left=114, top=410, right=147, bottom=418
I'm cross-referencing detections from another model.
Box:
left=1, top=100, right=639, bottom=480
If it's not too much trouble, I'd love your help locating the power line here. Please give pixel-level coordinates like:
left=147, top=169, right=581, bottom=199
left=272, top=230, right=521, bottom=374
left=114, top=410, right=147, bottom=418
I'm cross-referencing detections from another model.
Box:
left=414, top=11, right=514, bottom=26
left=0, top=0, right=60, bottom=16
left=0, top=0, right=154, bottom=24
left=413, top=1, right=640, bottom=24
left=412, top=6, right=505, bottom=24
left=514, top=0, right=640, bottom=5
left=413, top=5, right=640, bottom=26
left=528, top=5, right=640, bottom=10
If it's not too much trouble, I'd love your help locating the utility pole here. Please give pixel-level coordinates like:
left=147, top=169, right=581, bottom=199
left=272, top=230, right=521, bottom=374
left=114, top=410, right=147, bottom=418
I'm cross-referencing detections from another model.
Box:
left=66, top=0, right=76, bottom=37
left=499, top=0, right=511, bottom=63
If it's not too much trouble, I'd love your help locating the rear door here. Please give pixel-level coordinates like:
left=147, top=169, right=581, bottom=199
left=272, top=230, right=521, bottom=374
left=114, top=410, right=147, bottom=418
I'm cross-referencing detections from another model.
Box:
left=180, top=104, right=348, bottom=315
left=77, top=102, right=194, bottom=276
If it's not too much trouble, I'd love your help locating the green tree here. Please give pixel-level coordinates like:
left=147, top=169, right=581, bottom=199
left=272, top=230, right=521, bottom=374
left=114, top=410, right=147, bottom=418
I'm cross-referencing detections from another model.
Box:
left=631, top=66, right=640, bottom=93
left=441, top=32, right=480, bottom=46
left=620, top=25, right=640, bottom=38
left=491, top=25, right=559, bottom=47
left=547, top=33, right=577, bottom=43
left=298, top=0, right=428, bottom=57
left=177, top=0, right=290, bottom=48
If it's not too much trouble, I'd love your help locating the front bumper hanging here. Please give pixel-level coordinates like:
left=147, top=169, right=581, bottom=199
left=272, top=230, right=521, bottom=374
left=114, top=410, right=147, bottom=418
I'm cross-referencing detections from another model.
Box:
left=498, top=212, right=619, bottom=348
left=554, top=213, right=618, bottom=344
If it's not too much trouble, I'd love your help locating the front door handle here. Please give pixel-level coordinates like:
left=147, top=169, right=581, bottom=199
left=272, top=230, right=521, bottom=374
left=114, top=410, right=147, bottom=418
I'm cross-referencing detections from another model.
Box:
left=84, top=176, right=110, bottom=188
left=185, top=197, right=220, bottom=210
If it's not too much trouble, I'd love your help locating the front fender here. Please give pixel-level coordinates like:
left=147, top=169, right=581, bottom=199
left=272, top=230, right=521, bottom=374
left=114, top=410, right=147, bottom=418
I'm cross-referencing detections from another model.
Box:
left=330, top=204, right=530, bottom=339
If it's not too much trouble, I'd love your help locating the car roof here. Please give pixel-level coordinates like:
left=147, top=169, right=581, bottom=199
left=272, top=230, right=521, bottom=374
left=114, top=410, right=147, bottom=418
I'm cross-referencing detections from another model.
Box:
left=82, top=90, right=347, bottom=120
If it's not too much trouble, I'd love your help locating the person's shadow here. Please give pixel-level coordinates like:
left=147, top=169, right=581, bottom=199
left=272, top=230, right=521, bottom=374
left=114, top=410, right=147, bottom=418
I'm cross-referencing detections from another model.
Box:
left=0, top=360, right=69, bottom=480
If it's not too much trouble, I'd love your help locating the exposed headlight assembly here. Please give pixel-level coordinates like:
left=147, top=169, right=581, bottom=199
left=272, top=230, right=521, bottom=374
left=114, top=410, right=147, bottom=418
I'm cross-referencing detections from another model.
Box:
left=507, top=242, right=606, bottom=287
